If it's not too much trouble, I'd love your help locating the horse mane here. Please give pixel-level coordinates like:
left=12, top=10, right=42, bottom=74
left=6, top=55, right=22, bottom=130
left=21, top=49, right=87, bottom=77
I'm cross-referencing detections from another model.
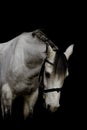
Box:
left=32, top=29, right=58, bottom=51
left=54, top=51, right=68, bottom=77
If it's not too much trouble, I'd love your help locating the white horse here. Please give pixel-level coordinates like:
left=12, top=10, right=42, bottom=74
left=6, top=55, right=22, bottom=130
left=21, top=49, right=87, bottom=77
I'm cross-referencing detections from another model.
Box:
left=0, top=29, right=74, bottom=119
left=0, top=30, right=48, bottom=119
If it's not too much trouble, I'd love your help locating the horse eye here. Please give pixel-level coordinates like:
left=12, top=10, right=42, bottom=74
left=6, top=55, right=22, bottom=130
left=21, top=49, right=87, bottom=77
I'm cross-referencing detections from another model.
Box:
left=45, top=71, right=50, bottom=78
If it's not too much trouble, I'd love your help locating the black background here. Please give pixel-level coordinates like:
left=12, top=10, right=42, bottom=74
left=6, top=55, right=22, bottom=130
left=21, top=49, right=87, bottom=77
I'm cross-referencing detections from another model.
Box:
left=0, top=2, right=85, bottom=130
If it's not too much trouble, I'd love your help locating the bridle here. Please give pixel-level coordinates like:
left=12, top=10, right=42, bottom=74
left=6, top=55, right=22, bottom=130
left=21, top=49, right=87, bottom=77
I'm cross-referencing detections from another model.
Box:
left=39, top=58, right=63, bottom=94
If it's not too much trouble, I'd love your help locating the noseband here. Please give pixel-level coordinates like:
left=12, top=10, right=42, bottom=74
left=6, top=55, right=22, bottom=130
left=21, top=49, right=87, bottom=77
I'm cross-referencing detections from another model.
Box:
left=39, top=58, right=63, bottom=93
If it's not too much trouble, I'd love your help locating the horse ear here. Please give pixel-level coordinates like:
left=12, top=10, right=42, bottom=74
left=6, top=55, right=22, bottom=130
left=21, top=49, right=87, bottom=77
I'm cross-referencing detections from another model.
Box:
left=47, top=45, right=55, bottom=59
left=47, top=45, right=53, bottom=54
left=64, top=44, right=74, bottom=60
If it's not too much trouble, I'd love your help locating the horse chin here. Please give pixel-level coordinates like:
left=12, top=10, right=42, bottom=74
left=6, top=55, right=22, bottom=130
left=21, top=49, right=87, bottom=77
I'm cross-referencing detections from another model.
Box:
left=44, top=103, right=60, bottom=112
left=49, top=106, right=59, bottom=112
